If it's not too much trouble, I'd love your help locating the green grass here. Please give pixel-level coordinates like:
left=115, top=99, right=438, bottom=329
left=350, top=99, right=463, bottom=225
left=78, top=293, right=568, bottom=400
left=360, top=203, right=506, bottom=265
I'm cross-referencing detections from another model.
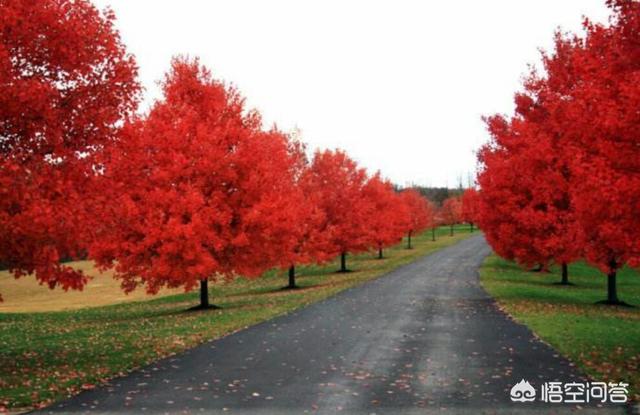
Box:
left=0, top=225, right=473, bottom=411
left=480, top=255, right=640, bottom=401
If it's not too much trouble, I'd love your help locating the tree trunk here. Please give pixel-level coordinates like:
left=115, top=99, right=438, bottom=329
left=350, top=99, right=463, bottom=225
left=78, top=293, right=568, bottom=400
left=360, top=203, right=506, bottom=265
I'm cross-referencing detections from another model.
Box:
left=607, top=270, right=619, bottom=304
left=378, top=247, right=383, bottom=259
left=560, top=262, right=569, bottom=285
left=339, top=251, right=348, bottom=272
left=288, top=265, right=297, bottom=289
left=450, top=224, right=454, bottom=236
left=407, top=231, right=413, bottom=249
left=199, top=278, right=209, bottom=308
left=188, top=278, right=219, bottom=310
left=431, top=227, right=436, bottom=242
left=470, top=222, right=474, bottom=233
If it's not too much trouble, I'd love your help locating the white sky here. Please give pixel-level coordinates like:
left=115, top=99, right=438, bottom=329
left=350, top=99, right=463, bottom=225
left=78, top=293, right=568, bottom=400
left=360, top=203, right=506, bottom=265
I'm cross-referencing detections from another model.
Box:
left=94, top=0, right=610, bottom=188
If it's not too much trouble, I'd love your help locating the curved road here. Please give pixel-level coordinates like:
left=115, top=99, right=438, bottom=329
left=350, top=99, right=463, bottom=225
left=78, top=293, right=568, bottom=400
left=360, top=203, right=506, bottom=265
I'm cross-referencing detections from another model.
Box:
left=38, top=235, right=624, bottom=414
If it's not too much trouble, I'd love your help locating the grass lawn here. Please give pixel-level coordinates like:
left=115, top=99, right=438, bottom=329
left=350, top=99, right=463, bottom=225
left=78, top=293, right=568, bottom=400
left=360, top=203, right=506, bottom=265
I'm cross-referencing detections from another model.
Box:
left=480, top=255, right=640, bottom=401
left=0, top=225, right=473, bottom=411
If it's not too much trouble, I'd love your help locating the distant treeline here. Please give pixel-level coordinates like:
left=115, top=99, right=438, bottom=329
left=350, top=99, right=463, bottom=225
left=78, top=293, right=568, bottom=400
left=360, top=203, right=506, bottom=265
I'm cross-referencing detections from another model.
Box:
left=413, top=187, right=464, bottom=207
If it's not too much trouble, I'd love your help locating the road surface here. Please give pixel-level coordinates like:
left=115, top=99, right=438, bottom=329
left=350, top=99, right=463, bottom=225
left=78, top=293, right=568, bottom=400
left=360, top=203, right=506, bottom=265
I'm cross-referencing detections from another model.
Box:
left=37, top=235, right=624, bottom=414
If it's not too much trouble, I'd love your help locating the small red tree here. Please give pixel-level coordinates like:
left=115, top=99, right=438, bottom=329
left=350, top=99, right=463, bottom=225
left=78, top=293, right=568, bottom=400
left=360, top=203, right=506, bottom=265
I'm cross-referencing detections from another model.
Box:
left=0, top=0, right=139, bottom=300
left=399, top=189, right=432, bottom=249
left=303, top=149, right=371, bottom=272
left=461, top=188, right=480, bottom=233
left=90, top=58, right=299, bottom=309
left=362, top=174, right=407, bottom=259
left=441, top=197, right=462, bottom=236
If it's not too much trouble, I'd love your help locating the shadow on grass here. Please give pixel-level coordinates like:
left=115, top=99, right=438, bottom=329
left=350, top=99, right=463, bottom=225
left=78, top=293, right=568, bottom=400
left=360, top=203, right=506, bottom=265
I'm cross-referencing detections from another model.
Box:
left=245, top=282, right=334, bottom=296
left=552, top=281, right=576, bottom=286
left=186, top=304, right=223, bottom=312
left=279, top=285, right=302, bottom=291
left=595, top=300, right=635, bottom=308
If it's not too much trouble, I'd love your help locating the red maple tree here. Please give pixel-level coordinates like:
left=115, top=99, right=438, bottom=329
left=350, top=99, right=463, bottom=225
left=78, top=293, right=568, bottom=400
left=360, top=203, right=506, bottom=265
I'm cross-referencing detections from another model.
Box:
left=461, top=188, right=480, bottom=233
left=0, top=0, right=139, bottom=300
left=399, top=189, right=432, bottom=249
left=90, top=58, right=300, bottom=308
left=279, top=138, right=332, bottom=289
left=440, top=197, right=462, bottom=236
left=362, top=174, right=407, bottom=259
left=546, top=0, right=640, bottom=302
left=478, top=110, right=581, bottom=282
left=478, top=0, right=640, bottom=299
left=303, top=149, right=371, bottom=272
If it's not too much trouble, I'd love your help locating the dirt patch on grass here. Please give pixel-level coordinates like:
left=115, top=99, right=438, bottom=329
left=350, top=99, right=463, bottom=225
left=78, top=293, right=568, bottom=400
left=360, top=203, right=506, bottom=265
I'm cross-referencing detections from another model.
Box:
left=0, top=263, right=182, bottom=313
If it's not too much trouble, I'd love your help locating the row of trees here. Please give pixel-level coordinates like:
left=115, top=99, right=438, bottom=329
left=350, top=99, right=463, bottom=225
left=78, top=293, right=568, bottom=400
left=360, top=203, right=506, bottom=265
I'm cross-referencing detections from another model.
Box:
left=0, top=0, right=442, bottom=308
left=475, top=0, right=640, bottom=305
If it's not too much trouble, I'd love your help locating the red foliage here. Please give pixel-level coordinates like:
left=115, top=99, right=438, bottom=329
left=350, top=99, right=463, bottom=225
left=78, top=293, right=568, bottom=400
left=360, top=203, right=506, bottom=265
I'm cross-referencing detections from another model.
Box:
left=461, top=188, right=480, bottom=226
left=558, top=1, right=640, bottom=276
left=477, top=111, right=581, bottom=269
left=440, top=197, right=462, bottom=226
left=478, top=0, right=640, bottom=301
left=361, top=174, right=407, bottom=255
left=0, top=0, right=139, bottom=298
left=303, top=150, right=371, bottom=264
left=399, top=189, right=432, bottom=237
left=281, top=139, right=333, bottom=270
left=89, top=58, right=299, bottom=295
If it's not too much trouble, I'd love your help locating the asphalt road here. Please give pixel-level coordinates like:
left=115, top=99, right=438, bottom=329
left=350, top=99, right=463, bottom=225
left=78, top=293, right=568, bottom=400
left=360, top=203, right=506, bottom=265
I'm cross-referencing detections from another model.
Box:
left=36, top=235, right=625, bottom=414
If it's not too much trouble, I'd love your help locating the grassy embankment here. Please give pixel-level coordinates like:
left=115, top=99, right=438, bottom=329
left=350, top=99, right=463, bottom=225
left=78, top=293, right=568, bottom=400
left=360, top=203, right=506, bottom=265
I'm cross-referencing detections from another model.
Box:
left=0, top=225, right=473, bottom=411
left=480, top=255, right=640, bottom=401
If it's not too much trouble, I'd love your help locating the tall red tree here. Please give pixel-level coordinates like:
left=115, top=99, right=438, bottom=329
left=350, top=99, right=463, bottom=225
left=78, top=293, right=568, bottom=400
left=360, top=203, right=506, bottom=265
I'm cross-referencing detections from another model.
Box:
left=479, top=0, right=640, bottom=298
left=440, top=197, right=462, bottom=236
left=399, top=189, right=432, bottom=249
left=90, top=58, right=299, bottom=309
left=0, top=0, right=139, bottom=300
left=362, top=174, right=407, bottom=259
left=543, top=0, right=640, bottom=302
left=303, top=150, right=371, bottom=272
